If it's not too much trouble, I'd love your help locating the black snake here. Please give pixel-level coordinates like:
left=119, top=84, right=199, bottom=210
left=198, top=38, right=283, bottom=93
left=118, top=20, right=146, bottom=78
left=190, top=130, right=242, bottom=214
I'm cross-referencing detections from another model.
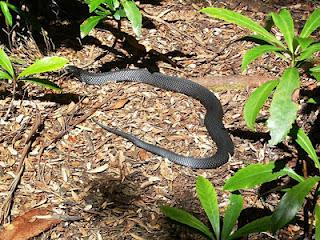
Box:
left=68, top=66, right=234, bottom=168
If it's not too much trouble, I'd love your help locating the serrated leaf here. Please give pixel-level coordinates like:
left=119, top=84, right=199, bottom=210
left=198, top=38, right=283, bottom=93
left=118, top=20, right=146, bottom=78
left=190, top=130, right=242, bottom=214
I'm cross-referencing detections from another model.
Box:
left=22, top=78, right=61, bottom=91
left=267, top=68, right=300, bottom=145
left=295, top=36, right=315, bottom=51
left=200, top=8, right=284, bottom=48
left=0, top=70, right=12, bottom=80
left=122, top=0, right=142, bottom=37
left=244, top=79, right=279, bottom=130
left=271, top=9, right=294, bottom=53
left=196, top=176, right=220, bottom=240
left=295, top=128, right=320, bottom=170
left=0, top=48, right=14, bottom=77
left=300, top=9, right=320, bottom=38
left=316, top=204, right=320, bottom=240
left=161, top=206, right=214, bottom=240
left=87, top=0, right=105, bottom=12
left=242, top=45, right=282, bottom=72
left=0, top=1, right=13, bottom=26
left=18, top=56, right=68, bottom=78
left=80, top=15, right=106, bottom=38
left=221, top=194, right=243, bottom=240
left=271, top=177, right=320, bottom=232
left=223, top=161, right=290, bottom=191
left=230, top=216, right=272, bottom=239
left=297, top=42, right=320, bottom=61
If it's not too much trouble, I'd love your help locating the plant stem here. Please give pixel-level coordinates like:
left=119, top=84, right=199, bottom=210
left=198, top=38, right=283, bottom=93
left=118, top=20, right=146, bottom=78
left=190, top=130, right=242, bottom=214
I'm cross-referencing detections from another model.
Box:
left=3, top=77, right=17, bottom=121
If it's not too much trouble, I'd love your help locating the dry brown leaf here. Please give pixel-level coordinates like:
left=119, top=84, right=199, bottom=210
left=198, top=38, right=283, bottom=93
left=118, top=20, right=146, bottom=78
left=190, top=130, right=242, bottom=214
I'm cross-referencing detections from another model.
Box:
left=111, top=98, right=129, bottom=110
left=0, top=208, right=61, bottom=240
left=137, top=149, right=151, bottom=160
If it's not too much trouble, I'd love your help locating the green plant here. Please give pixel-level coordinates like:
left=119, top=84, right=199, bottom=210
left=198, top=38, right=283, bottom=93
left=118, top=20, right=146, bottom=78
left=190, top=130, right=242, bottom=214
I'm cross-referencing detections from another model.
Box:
left=200, top=8, right=320, bottom=145
left=161, top=176, right=274, bottom=240
left=0, top=1, right=17, bottom=27
left=0, top=48, right=68, bottom=91
left=223, top=127, right=320, bottom=236
left=80, top=0, right=142, bottom=38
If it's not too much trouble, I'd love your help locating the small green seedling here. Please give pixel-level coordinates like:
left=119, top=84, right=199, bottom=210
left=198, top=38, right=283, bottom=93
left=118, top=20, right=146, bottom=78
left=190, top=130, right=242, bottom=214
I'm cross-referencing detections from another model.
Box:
left=200, top=8, right=320, bottom=145
left=0, top=48, right=68, bottom=91
left=81, top=0, right=142, bottom=38
left=161, top=176, right=273, bottom=240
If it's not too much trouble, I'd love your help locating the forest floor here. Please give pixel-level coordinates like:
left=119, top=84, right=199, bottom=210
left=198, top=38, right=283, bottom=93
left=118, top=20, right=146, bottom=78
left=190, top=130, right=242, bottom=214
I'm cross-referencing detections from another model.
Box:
left=0, top=0, right=319, bottom=239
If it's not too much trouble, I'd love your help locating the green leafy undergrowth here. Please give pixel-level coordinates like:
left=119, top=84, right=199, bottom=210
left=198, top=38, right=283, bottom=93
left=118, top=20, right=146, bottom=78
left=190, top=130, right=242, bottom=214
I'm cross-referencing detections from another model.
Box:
left=0, top=48, right=68, bottom=91
left=81, top=0, right=142, bottom=38
left=201, top=7, right=320, bottom=145
left=161, top=176, right=273, bottom=240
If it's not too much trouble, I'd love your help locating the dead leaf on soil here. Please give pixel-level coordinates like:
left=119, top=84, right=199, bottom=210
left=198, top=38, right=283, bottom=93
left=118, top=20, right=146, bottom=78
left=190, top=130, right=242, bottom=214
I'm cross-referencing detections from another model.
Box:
left=0, top=208, right=61, bottom=240
left=110, top=98, right=129, bottom=110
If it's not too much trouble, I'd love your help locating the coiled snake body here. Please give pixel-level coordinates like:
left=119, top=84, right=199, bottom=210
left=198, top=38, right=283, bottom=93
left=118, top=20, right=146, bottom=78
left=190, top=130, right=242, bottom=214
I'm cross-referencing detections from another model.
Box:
left=68, top=66, right=234, bottom=168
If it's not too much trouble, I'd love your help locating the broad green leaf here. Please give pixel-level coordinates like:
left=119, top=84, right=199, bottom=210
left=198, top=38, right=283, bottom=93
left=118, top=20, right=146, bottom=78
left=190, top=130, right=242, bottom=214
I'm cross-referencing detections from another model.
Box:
left=297, top=43, right=320, bottom=61
left=113, top=8, right=126, bottom=20
left=295, top=37, right=315, bottom=50
left=0, top=48, right=14, bottom=77
left=310, top=65, right=320, bottom=80
left=88, top=0, right=105, bottom=12
left=113, top=0, right=120, bottom=9
left=0, top=70, right=12, bottom=80
left=122, top=0, right=142, bottom=37
left=271, top=177, right=320, bottom=232
left=161, top=206, right=214, bottom=240
left=221, top=194, right=243, bottom=240
left=295, top=128, right=320, bottom=170
left=230, top=216, right=272, bottom=239
left=240, top=35, right=272, bottom=45
left=223, top=161, right=290, bottom=191
left=18, top=56, right=69, bottom=78
left=196, top=176, right=220, bottom=240
left=271, top=9, right=294, bottom=53
left=267, top=68, right=300, bottom=145
left=80, top=15, right=106, bottom=38
left=307, top=97, right=320, bottom=104
left=282, top=167, right=304, bottom=183
left=316, top=204, right=320, bottom=240
left=242, top=45, right=282, bottom=72
left=200, top=8, right=284, bottom=48
left=311, top=71, right=320, bottom=81
left=22, top=78, right=61, bottom=91
left=310, top=65, right=320, bottom=72
left=0, top=1, right=12, bottom=26
left=300, top=9, right=320, bottom=38
left=244, top=79, right=279, bottom=130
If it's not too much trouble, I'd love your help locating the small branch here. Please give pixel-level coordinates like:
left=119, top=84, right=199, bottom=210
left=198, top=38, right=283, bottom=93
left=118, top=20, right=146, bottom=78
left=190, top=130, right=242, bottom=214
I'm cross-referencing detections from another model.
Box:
left=0, top=112, right=42, bottom=224
left=37, top=88, right=121, bottom=178
left=3, top=77, right=17, bottom=121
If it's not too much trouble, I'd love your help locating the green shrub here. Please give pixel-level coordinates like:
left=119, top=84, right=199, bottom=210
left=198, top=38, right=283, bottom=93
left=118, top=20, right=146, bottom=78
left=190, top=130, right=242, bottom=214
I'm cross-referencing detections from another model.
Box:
left=161, top=176, right=273, bottom=240
left=0, top=48, right=68, bottom=91
left=200, top=8, right=320, bottom=145
left=80, top=0, right=142, bottom=38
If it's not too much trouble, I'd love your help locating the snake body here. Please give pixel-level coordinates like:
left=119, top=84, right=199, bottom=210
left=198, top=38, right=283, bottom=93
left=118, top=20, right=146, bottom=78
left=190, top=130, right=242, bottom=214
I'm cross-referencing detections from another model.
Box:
left=68, top=66, right=234, bottom=168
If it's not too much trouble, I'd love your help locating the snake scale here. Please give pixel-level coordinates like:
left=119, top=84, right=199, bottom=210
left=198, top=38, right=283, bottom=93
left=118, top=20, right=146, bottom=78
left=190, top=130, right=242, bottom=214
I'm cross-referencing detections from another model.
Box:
left=68, top=66, right=234, bottom=168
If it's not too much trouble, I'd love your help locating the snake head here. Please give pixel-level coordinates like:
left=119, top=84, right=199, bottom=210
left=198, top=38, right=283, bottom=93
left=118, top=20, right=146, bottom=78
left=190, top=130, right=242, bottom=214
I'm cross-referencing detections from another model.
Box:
left=65, top=65, right=83, bottom=80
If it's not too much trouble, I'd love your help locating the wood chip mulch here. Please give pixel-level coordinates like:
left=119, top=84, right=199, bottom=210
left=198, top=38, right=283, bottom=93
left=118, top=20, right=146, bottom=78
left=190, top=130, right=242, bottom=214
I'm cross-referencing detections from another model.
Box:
left=0, top=0, right=319, bottom=239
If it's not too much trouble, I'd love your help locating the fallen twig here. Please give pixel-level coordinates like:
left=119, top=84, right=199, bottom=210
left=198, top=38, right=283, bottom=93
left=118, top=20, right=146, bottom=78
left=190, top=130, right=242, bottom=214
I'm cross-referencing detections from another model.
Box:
left=0, top=112, right=42, bottom=224
left=37, top=88, right=122, bottom=178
